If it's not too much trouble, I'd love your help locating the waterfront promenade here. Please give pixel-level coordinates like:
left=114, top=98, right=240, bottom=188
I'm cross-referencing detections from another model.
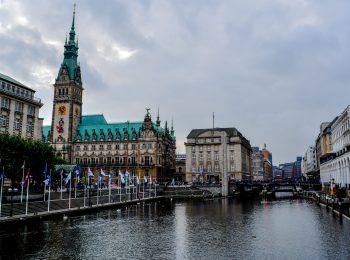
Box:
left=0, top=186, right=156, bottom=224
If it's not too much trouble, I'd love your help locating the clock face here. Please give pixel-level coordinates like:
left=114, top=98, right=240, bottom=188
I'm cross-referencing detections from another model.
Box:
left=58, top=105, right=66, bottom=115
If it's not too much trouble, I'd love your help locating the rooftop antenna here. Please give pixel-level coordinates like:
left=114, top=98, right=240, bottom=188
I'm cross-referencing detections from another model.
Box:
left=213, top=112, right=215, bottom=129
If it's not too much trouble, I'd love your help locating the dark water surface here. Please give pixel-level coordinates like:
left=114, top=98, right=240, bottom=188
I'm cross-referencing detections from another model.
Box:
left=1, top=198, right=350, bottom=260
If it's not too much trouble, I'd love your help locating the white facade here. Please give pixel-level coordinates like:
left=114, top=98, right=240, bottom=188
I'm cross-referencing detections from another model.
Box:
left=185, top=128, right=252, bottom=183
left=0, top=74, right=43, bottom=140
left=320, top=105, right=350, bottom=187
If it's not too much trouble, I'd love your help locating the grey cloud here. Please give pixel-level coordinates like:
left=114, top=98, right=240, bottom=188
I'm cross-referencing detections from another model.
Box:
left=1, top=0, right=350, bottom=163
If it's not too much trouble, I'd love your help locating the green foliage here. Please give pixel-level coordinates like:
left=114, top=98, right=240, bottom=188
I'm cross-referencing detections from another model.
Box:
left=0, top=134, right=56, bottom=185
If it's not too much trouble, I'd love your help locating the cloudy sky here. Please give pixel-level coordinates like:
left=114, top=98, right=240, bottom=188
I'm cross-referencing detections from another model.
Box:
left=1, top=0, right=350, bottom=164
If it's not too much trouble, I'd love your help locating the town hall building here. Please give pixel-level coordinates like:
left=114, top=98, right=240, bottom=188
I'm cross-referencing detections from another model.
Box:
left=42, top=9, right=176, bottom=181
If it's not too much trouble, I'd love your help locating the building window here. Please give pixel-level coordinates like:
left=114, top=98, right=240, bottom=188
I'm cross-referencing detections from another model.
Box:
left=116, top=144, right=119, bottom=150
left=191, top=146, right=195, bottom=152
left=15, top=102, right=23, bottom=113
left=26, top=120, right=33, bottom=133
left=107, top=144, right=111, bottom=150
left=145, top=156, right=150, bottom=166
left=230, top=164, right=235, bottom=171
left=99, top=145, right=103, bottom=150
left=214, top=151, right=219, bottom=161
left=230, top=152, right=234, bottom=161
left=1, top=97, right=10, bottom=109
left=199, top=153, right=203, bottom=162
left=0, top=115, right=7, bottom=127
left=215, top=164, right=219, bottom=172
left=132, top=144, right=136, bottom=150
left=14, top=118, right=21, bottom=130
left=207, top=146, right=211, bottom=151
left=192, top=167, right=196, bottom=173
left=131, top=157, right=136, bottom=165
left=207, top=164, right=212, bottom=172
left=199, top=146, right=203, bottom=152
left=107, top=157, right=111, bottom=164
left=92, top=145, right=95, bottom=150
left=83, top=145, right=88, bottom=151
left=28, top=105, right=35, bottom=116
left=76, top=145, right=80, bottom=151
left=192, top=153, right=196, bottom=160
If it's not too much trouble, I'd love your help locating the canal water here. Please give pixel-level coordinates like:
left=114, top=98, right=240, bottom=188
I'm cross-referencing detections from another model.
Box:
left=1, top=198, right=350, bottom=260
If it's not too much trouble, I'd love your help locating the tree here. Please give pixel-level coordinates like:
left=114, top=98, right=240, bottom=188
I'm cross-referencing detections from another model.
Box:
left=0, top=134, right=57, bottom=186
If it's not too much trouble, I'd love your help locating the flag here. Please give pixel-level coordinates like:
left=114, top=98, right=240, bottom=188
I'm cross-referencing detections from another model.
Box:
left=118, top=170, right=125, bottom=184
left=98, top=174, right=102, bottom=186
left=199, top=165, right=203, bottom=176
left=42, top=163, right=47, bottom=179
left=88, top=167, right=94, bottom=177
left=0, top=168, right=4, bottom=182
left=144, top=176, right=148, bottom=183
left=23, top=168, right=30, bottom=187
left=65, top=172, right=72, bottom=185
left=75, top=169, right=80, bottom=177
left=136, top=176, right=140, bottom=185
left=43, top=175, right=51, bottom=186
left=60, top=169, right=64, bottom=177
left=149, top=176, right=152, bottom=185
left=21, top=161, right=25, bottom=169
left=125, top=170, right=129, bottom=184
left=100, top=169, right=107, bottom=176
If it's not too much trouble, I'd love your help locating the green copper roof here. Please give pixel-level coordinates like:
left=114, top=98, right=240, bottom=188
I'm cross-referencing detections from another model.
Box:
left=81, top=115, right=108, bottom=125
left=0, top=72, right=34, bottom=91
left=42, top=125, right=51, bottom=142
left=75, top=121, right=145, bottom=142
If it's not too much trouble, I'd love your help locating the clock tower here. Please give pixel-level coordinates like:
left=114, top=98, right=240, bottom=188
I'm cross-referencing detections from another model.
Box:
left=51, top=6, right=83, bottom=163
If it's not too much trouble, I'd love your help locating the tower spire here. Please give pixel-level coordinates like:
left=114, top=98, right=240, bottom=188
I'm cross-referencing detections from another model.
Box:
left=69, top=3, right=76, bottom=43
left=156, top=105, right=161, bottom=127
left=171, top=117, right=174, bottom=136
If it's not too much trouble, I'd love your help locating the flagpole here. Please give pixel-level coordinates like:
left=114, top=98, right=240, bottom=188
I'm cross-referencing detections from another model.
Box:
left=84, top=171, right=86, bottom=208
left=69, top=172, right=72, bottom=209
left=43, top=163, right=47, bottom=202
left=97, top=176, right=99, bottom=205
left=0, top=167, right=4, bottom=217
left=75, top=171, right=77, bottom=199
left=108, top=175, right=111, bottom=203
left=48, top=170, right=51, bottom=212
left=60, top=171, right=63, bottom=200
left=25, top=175, right=30, bottom=215
left=44, top=182, right=46, bottom=202
left=155, top=178, right=157, bottom=197
left=21, top=160, right=25, bottom=203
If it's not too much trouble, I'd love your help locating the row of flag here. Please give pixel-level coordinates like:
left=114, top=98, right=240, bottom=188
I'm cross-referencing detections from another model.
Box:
left=0, top=162, right=153, bottom=187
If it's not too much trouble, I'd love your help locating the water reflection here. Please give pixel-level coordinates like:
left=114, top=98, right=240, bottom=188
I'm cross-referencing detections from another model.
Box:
left=0, top=199, right=350, bottom=259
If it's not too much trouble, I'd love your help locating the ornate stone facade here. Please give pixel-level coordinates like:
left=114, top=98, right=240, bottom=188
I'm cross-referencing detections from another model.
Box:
left=43, top=9, right=176, bottom=181
left=0, top=73, right=43, bottom=140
